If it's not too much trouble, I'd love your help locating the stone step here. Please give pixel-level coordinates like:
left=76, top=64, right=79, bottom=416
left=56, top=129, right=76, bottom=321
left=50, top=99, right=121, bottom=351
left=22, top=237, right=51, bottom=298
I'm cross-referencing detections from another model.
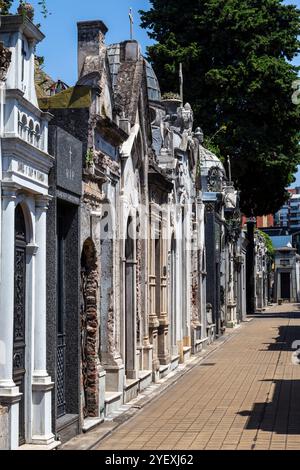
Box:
left=138, top=370, right=152, bottom=392
left=82, top=417, right=103, bottom=433
left=159, top=364, right=170, bottom=379
left=124, top=378, right=140, bottom=403
left=183, top=346, right=191, bottom=362
left=170, top=354, right=180, bottom=371
left=104, top=391, right=123, bottom=417
left=194, top=337, right=209, bottom=354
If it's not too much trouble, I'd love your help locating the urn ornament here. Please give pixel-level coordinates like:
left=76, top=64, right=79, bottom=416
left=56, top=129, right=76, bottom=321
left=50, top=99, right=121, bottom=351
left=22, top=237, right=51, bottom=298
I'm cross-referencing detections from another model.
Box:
left=18, top=2, right=34, bottom=20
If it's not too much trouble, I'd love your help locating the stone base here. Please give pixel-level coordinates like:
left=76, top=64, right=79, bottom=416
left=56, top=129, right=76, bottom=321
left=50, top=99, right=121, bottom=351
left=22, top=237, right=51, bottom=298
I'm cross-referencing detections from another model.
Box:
left=170, top=355, right=180, bottom=371
left=193, top=337, right=209, bottom=354
left=183, top=346, right=191, bottom=363
left=31, top=433, right=57, bottom=447
left=0, top=386, right=22, bottom=449
left=18, top=440, right=61, bottom=451
left=226, top=320, right=237, bottom=329
left=104, top=363, right=125, bottom=393
left=140, top=344, right=153, bottom=371
left=32, top=374, right=54, bottom=446
left=207, top=324, right=216, bottom=344
left=152, top=368, right=160, bottom=383
left=56, top=414, right=79, bottom=444
left=159, top=364, right=170, bottom=379
left=104, top=391, right=123, bottom=417
left=124, top=378, right=140, bottom=403
left=138, top=371, right=152, bottom=392
left=98, top=368, right=106, bottom=420
left=177, top=340, right=184, bottom=363
left=82, top=417, right=103, bottom=433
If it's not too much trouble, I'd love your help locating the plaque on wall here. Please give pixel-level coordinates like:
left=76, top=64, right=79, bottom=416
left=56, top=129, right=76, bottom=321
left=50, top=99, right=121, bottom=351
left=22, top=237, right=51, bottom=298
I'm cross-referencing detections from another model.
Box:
left=49, top=126, right=83, bottom=196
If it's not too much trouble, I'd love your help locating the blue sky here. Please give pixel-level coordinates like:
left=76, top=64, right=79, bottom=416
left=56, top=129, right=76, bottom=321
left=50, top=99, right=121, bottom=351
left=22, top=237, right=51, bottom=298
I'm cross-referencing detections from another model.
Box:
left=10, top=0, right=300, bottom=187
left=10, top=0, right=298, bottom=85
left=12, top=0, right=153, bottom=84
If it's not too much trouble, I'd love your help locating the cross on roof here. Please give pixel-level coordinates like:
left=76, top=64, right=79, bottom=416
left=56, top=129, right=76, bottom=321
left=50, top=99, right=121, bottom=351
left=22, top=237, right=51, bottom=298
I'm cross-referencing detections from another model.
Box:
left=129, top=8, right=134, bottom=40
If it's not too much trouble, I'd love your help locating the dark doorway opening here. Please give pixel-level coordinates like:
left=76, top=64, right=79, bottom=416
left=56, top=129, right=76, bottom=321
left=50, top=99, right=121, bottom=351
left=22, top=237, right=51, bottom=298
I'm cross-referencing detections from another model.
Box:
left=280, top=272, right=291, bottom=300
left=14, top=204, right=26, bottom=446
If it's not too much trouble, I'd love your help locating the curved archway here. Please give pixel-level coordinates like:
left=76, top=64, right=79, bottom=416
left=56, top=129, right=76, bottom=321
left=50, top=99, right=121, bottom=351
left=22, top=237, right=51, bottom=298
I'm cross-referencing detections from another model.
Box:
left=80, top=238, right=99, bottom=418
left=15, top=198, right=33, bottom=245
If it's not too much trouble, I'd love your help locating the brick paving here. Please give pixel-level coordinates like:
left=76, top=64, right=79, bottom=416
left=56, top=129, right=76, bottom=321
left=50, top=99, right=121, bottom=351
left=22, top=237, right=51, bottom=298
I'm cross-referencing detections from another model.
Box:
left=96, top=304, right=300, bottom=450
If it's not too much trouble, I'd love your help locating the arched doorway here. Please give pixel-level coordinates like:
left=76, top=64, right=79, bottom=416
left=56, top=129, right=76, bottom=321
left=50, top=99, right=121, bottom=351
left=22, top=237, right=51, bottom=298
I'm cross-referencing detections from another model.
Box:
left=80, top=239, right=99, bottom=419
left=13, top=204, right=27, bottom=446
left=125, top=217, right=137, bottom=378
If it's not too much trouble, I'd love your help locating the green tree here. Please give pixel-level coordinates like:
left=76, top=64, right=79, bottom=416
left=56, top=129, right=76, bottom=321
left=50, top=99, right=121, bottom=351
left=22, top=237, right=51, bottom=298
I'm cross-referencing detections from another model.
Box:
left=0, top=1, right=49, bottom=18
left=140, top=0, right=300, bottom=216
left=258, top=230, right=275, bottom=258
left=0, top=1, right=13, bottom=14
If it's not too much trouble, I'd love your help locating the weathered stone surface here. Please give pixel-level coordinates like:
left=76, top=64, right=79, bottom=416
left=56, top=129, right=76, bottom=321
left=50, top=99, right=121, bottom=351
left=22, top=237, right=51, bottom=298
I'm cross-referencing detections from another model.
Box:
left=0, top=407, right=8, bottom=450
left=0, top=42, right=11, bottom=81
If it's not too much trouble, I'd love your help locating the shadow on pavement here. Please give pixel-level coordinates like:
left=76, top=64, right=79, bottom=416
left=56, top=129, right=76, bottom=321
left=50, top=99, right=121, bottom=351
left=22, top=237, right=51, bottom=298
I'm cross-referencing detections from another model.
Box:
left=238, top=379, right=300, bottom=435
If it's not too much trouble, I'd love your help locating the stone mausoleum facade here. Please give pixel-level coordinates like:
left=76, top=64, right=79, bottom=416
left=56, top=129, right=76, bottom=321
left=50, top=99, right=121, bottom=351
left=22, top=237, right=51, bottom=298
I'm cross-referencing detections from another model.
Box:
left=0, top=13, right=268, bottom=449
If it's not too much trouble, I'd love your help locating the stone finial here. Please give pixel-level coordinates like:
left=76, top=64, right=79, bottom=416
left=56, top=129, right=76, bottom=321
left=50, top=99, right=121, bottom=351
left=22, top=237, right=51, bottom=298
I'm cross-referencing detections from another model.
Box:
left=177, top=102, right=193, bottom=132
left=0, top=42, right=12, bottom=82
left=194, top=127, right=204, bottom=144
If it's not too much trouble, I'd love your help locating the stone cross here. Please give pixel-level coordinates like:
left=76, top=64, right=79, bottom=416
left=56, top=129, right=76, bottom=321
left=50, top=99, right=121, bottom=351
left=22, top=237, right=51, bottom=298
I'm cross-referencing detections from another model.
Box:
left=129, top=8, right=134, bottom=40
left=66, top=146, right=75, bottom=180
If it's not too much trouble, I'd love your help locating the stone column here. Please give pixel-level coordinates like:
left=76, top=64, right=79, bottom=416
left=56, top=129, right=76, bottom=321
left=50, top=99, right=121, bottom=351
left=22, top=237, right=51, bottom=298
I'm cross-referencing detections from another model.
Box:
left=31, top=196, right=56, bottom=446
left=227, top=241, right=237, bottom=328
left=0, top=184, right=21, bottom=450
left=148, top=203, right=160, bottom=381
left=0, top=185, right=17, bottom=389
left=158, top=209, right=170, bottom=365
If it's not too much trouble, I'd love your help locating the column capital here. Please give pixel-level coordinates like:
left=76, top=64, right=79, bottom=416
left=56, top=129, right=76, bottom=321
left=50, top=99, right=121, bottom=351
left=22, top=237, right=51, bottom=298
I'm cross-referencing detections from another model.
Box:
left=35, top=195, right=52, bottom=211
left=1, top=182, right=20, bottom=201
left=26, top=243, right=39, bottom=256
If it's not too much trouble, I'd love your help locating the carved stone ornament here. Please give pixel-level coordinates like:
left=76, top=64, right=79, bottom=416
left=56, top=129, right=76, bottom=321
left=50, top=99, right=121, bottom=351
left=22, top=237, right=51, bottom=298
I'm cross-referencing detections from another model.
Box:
left=207, top=166, right=224, bottom=192
left=0, top=42, right=12, bottom=82
left=177, top=103, right=193, bottom=132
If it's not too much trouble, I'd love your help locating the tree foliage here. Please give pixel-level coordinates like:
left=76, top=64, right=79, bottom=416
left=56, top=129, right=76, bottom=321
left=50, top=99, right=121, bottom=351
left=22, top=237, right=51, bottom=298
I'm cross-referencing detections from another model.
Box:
left=140, top=0, right=300, bottom=216
left=0, top=0, right=13, bottom=14
left=0, top=0, right=49, bottom=18
left=258, top=229, right=275, bottom=258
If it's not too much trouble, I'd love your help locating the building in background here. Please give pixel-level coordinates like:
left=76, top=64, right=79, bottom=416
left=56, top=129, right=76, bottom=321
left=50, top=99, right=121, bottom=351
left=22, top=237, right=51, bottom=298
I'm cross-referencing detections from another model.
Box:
left=274, top=188, right=300, bottom=232
left=273, top=241, right=300, bottom=303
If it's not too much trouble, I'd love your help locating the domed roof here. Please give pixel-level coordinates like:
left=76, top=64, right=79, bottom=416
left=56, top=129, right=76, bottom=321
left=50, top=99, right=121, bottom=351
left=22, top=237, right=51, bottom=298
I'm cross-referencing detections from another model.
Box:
left=145, top=60, right=161, bottom=102
left=107, top=43, right=121, bottom=88
left=199, top=145, right=225, bottom=177
left=199, top=144, right=227, bottom=192
left=107, top=45, right=161, bottom=102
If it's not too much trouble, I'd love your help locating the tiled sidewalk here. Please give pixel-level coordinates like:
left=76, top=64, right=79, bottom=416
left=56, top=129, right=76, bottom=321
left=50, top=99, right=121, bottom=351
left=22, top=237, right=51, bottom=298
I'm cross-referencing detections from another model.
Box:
left=97, top=304, right=300, bottom=450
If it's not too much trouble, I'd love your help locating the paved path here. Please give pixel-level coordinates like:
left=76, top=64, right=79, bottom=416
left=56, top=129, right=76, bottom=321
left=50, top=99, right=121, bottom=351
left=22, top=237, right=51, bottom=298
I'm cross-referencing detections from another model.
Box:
left=97, top=304, right=300, bottom=450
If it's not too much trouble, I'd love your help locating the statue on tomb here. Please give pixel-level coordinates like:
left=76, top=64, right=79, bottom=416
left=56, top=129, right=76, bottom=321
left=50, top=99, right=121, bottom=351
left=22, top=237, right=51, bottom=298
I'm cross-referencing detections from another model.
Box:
left=0, top=42, right=11, bottom=82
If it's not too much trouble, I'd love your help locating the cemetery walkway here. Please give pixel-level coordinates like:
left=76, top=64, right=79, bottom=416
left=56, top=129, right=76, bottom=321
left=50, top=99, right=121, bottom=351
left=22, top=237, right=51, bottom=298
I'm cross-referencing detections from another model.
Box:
left=97, top=304, right=300, bottom=450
